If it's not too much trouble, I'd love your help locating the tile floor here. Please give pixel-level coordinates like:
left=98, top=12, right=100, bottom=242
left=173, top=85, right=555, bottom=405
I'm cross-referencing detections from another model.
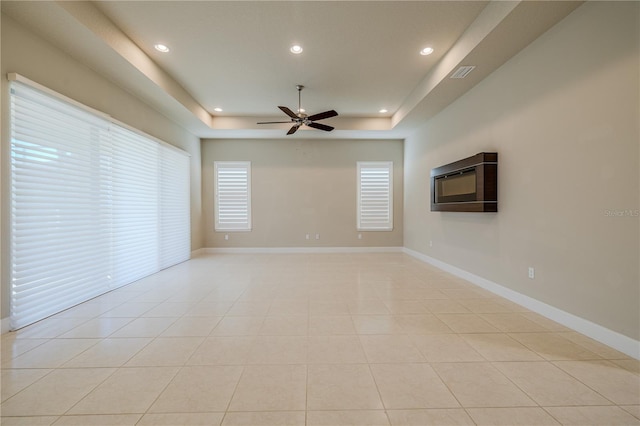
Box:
left=1, top=252, right=639, bottom=425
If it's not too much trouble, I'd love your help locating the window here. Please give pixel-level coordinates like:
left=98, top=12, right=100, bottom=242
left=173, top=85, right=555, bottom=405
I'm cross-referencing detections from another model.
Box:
left=9, top=76, right=190, bottom=330
left=357, top=161, right=393, bottom=231
left=214, top=161, right=252, bottom=231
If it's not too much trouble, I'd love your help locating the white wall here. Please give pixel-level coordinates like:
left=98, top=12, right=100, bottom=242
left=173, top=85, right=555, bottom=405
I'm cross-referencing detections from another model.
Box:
left=202, top=138, right=403, bottom=248
left=1, top=13, right=204, bottom=324
left=404, top=2, right=639, bottom=340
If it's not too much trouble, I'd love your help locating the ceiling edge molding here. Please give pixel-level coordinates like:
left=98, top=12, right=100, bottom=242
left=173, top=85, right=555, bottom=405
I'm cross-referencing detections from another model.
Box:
left=55, top=0, right=213, bottom=129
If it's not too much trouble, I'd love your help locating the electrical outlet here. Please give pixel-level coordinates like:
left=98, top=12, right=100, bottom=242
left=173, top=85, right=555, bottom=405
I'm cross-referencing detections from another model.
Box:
left=315, top=234, right=320, bottom=240
left=224, top=234, right=229, bottom=241
left=305, top=234, right=310, bottom=240
left=429, top=240, right=433, bottom=247
left=528, top=267, right=535, bottom=279
left=358, top=233, right=362, bottom=240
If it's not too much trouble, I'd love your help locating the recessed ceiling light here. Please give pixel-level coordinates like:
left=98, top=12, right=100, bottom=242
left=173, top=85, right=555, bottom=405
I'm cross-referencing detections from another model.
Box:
left=420, top=47, right=434, bottom=56
left=154, top=43, right=170, bottom=53
left=213, top=107, right=223, bottom=112
left=290, top=44, right=303, bottom=54
left=379, top=109, right=388, bottom=114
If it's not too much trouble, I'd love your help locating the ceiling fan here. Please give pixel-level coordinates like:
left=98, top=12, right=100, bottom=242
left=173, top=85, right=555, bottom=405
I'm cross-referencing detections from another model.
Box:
left=257, top=85, right=338, bottom=135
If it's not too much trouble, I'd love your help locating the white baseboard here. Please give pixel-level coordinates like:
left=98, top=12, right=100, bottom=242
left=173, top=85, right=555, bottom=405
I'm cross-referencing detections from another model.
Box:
left=200, top=246, right=404, bottom=254
left=1, top=317, right=11, bottom=334
left=191, top=248, right=208, bottom=257
left=403, top=247, right=640, bottom=360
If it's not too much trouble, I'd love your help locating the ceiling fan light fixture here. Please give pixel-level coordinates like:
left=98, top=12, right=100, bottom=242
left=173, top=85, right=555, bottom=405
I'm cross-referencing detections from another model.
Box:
left=154, top=43, right=170, bottom=53
left=290, top=44, right=303, bottom=54
left=420, top=47, right=434, bottom=56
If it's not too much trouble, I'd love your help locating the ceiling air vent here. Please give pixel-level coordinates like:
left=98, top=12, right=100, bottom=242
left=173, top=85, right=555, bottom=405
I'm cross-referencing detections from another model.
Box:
left=450, top=65, right=476, bottom=79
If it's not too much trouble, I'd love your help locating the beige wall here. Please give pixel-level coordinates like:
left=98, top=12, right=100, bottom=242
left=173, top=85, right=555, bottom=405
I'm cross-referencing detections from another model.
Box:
left=404, top=2, right=639, bottom=340
left=1, top=14, right=204, bottom=322
left=202, top=139, right=403, bottom=248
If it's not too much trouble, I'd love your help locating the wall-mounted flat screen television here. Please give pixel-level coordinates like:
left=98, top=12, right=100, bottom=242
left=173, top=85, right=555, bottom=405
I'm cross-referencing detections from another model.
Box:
left=431, top=152, right=497, bottom=212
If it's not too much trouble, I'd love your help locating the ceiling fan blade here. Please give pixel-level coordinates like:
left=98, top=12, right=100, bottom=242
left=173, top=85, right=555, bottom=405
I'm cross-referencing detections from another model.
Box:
left=307, top=122, right=334, bottom=132
left=287, top=124, right=300, bottom=135
left=307, top=109, right=338, bottom=121
left=278, top=106, right=298, bottom=119
left=257, top=121, right=292, bottom=124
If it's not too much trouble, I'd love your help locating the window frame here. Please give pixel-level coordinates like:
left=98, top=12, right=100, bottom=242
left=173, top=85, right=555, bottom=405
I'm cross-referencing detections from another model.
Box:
left=357, top=161, right=394, bottom=231
left=214, top=161, right=252, bottom=232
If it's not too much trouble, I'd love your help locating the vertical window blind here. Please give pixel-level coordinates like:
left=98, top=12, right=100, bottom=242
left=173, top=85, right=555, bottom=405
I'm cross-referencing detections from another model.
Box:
left=9, top=78, right=190, bottom=330
left=214, top=161, right=251, bottom=231
left=357, top=161, right=394, bottom=231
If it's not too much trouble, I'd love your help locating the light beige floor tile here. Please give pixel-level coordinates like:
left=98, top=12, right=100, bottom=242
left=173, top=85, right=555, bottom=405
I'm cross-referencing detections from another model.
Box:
left=306, top=410, right=390, bottom=425
left=125, top=337, right=204, bottom=366
left=67, top=367, right=178, bottom=414
left=1, top=369, right=52, bottom=402
left=359, top=335, right=425, bottom=363
left=466, top=407, right=561, bottom=425
left=63, top=338, right=152, bottom=368
left=478, top=313, right=550, bottom=332
left=348, top=300, right=390, bottom=315
left=149, top=365, right=243, bottom=412
left=259, top=316, right=308, bottom=335
left=493, top=361, right=611, bottom=406
left=621, top=405, right=640, bottom=419
left=228, top=365, right=306, bottom=411
left=227, top=302, right=272, bottom=316
left=99, top=302, right=157, bottom=318
left=457, top=299, right=521, bottom=313
left=307, top=364, right=384, bottom=410
left=247, top=336, right=307, bottom=364
left=1, top=368, right=114, bottom=416
left=559, top=331, right=632, bottom=359
left=440, top=288, right=494, bottom=299
left=411, top=334, right=485, bottom=362
left=386, top=409, right=474, bottom=425
left=308, top=336, right=368, bottom=364
left=383, top=301, right=430, bottom=314
left=460, top=333, right=542, bottom=361
left=1, top=336, right=49, bottom=360
left=0, top=416, right=59, bottom=425
left=59, top=318, right=133, bottom=338
left=395, top=314, right=453, bottom=334
left=268, top=300, right=309, bottom=315
left=432, top=362, right=536, bottom=407
left=160, top=316, right=222, bottom=337
left=309, top=301, right=350, bottom=316
left=187, top=336, right=255, bottom=365
left=352, top=315, right=404, bottom=334
left=544, top=406, right=640, bottom=425
left=370, top=363, right=459, bottom=409
left=52, top=414, right=141, bottom=425
left=509, top=332, right=601, bottom=360
left=109, top=317, right=177, bottom=338
left=520, top=312, right=569, bottom=331
left=554, top=359, right=640, bottom=405
left=308, top=316, right=356, bottom=335
left=435, top=314, right=500, bottom=333
left=4, top=339, right=99, bottom=369
left=141, top=302, right=196, bottom=317
left=612, top=359, right=640, bottom=374
left=222, top=411, right=305, bottom=425
left=211, top=316, right=265, bottom=336
left=138, top=413, right=224, bottom=425
left=422, top=300, right=471, bottom=314
left=184, top=302, right=233, bottom=317
left=12, top=318, right=89, bottom=339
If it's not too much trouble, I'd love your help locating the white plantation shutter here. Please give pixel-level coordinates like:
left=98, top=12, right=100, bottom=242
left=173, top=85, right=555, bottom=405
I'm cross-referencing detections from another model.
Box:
left=9, top=77, right=190, bottom=329
left=357, top=161, right=393, bottom=231
left=214, top=161, right=251, bottom=231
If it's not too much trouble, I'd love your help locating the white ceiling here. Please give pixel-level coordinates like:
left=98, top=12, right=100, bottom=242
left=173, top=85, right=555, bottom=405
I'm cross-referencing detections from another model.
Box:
left=2, top=1, right=582, bottom=139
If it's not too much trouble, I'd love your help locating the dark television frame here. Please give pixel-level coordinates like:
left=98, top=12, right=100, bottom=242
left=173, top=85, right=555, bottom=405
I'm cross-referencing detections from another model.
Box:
left=430, top=152, right=498, bottom=212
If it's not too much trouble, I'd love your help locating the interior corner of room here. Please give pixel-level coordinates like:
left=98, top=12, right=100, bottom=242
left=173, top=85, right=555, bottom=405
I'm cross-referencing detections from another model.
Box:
left=0, top=0, right=638, bottom=359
